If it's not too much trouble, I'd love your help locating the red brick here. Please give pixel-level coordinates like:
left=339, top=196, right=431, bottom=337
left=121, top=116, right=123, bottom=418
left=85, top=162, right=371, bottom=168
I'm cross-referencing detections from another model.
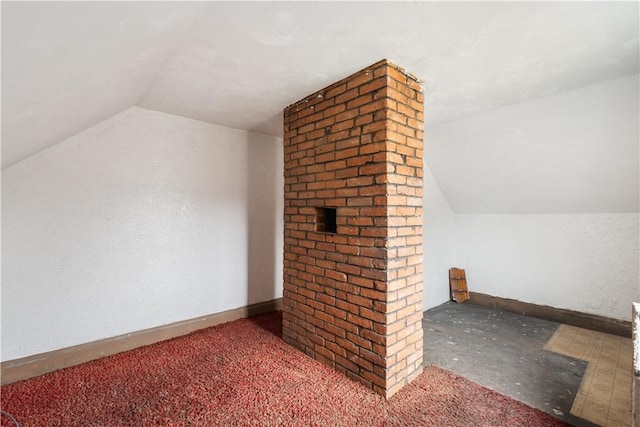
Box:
left=347, top=93, right=373, bottom=109
left=335, top=88, right=359, bottom=105
left=335, top=108, right=359, bottom=123
left=346, top=176, right=373, bottom=187
left=284, top=60, right=424, bottom=399
left=346, top=293, right=374, bottom=308
left=325, top=84, right=347, bottom=99
left=359, top=77, right=388, bottom=95
left=360, top=99, right=387, bottom=115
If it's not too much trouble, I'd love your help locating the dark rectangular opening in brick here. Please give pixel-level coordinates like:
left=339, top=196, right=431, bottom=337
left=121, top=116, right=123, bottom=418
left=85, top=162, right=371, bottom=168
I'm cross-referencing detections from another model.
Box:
left=315, top=207, right=337, bottom=233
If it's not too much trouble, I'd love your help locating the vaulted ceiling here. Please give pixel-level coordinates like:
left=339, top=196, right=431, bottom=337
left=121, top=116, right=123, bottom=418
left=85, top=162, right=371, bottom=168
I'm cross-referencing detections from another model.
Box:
left=2, top=2, right=639, bottom=212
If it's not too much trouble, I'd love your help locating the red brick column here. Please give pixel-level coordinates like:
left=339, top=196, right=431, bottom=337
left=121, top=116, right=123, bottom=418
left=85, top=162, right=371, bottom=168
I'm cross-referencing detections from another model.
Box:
left=282, top=59, right=424, bottom=398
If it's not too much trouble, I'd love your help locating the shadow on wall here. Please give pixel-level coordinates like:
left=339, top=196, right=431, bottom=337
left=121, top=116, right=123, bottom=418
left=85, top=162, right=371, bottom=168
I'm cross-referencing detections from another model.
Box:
left=246, top=133, right=282, bottom=306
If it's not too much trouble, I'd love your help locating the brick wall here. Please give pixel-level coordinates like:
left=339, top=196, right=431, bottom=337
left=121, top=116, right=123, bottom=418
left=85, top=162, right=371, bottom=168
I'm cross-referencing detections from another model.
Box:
left=282, top=59, right=424, bottom=398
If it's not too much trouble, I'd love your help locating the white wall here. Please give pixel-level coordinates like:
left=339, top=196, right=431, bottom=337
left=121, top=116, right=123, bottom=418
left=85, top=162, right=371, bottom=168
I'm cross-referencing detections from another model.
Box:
left=420, top=186, right=640, bottom=321
left=422, top=163, right=455, bottom=311
left=1, top=107, right=284, bottom=361
left=421, top=76, right=640, bottom=322
left=454, top=214, right=639, bottom=321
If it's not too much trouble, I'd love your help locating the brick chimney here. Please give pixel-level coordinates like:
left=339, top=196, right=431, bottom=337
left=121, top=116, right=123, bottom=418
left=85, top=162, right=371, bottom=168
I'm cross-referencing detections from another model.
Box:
left=282, top=59, right=424, bottom=399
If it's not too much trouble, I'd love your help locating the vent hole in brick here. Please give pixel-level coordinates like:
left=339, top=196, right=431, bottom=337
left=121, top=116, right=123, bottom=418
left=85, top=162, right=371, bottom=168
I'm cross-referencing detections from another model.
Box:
left=315, top=207, right=337, bottom=234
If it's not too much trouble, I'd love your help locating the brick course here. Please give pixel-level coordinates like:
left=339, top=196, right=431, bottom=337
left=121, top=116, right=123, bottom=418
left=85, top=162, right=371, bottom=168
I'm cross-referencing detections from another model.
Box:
left=282, top=59, right=424, bottom=399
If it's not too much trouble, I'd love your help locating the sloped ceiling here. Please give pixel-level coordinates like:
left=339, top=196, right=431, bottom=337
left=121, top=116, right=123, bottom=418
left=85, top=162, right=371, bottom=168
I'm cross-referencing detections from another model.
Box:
left=1, top=2, right=205, bottom=169
left=2, top=1, right=639, bottom=212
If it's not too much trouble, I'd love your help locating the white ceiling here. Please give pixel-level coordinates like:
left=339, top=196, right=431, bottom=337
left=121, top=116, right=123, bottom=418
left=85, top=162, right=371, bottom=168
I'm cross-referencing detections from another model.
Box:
left=426, top=74, right=639, bottom=213
left=2, top=1, right=639, bottom=212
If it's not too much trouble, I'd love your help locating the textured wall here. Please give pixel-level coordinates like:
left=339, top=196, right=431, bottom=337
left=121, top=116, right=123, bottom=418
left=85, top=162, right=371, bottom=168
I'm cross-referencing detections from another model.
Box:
left=453, top=213, right=639, bottom=321
left=282, top=60, right=424, bottom=398
left=1, top=107, right=284, bottom=360
left=422, top=163, right=455, bottom=311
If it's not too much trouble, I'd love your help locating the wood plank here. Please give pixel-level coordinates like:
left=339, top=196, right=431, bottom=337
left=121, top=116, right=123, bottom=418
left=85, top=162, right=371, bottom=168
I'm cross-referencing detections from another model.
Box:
left=449, top=268, right=470, bottom=303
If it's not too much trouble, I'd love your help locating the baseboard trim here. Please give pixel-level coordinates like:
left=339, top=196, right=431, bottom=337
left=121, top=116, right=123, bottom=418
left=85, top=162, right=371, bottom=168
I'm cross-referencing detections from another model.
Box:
left=468, top=292, right=631, bottom=338
left=1, top=298, right=282, bottom=385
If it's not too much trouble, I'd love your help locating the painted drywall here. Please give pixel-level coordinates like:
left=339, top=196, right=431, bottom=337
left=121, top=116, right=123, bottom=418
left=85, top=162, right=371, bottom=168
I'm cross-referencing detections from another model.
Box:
left=425, top=74, right=639, bottom=214
left=422, top=163, right=455, bottom=311
left=453, top=214, right=639, bottom=321
left=1, top=107, right=284, bottom=361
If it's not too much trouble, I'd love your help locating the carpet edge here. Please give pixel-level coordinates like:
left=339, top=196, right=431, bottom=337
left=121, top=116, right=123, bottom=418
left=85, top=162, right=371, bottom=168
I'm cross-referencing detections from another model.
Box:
left=1, top=298, right=283, bottom=385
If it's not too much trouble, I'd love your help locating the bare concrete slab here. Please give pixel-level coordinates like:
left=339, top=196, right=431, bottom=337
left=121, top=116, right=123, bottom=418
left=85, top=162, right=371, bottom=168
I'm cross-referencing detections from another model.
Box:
left=423, top=302, right=596, bottom=427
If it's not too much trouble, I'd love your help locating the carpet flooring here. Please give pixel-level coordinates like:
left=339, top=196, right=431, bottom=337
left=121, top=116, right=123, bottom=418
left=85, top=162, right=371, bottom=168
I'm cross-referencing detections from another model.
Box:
left=1, top=312, right=569, bottom=426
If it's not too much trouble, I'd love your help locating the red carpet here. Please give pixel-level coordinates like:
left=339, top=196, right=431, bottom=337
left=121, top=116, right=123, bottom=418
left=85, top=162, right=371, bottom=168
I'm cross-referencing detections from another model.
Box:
left=1, top=312, right=568, bottom=426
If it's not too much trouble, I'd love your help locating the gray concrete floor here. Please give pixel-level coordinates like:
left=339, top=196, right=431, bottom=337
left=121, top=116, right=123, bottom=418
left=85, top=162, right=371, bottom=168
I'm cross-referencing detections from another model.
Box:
left=422, top=302, right=597, bottom=427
